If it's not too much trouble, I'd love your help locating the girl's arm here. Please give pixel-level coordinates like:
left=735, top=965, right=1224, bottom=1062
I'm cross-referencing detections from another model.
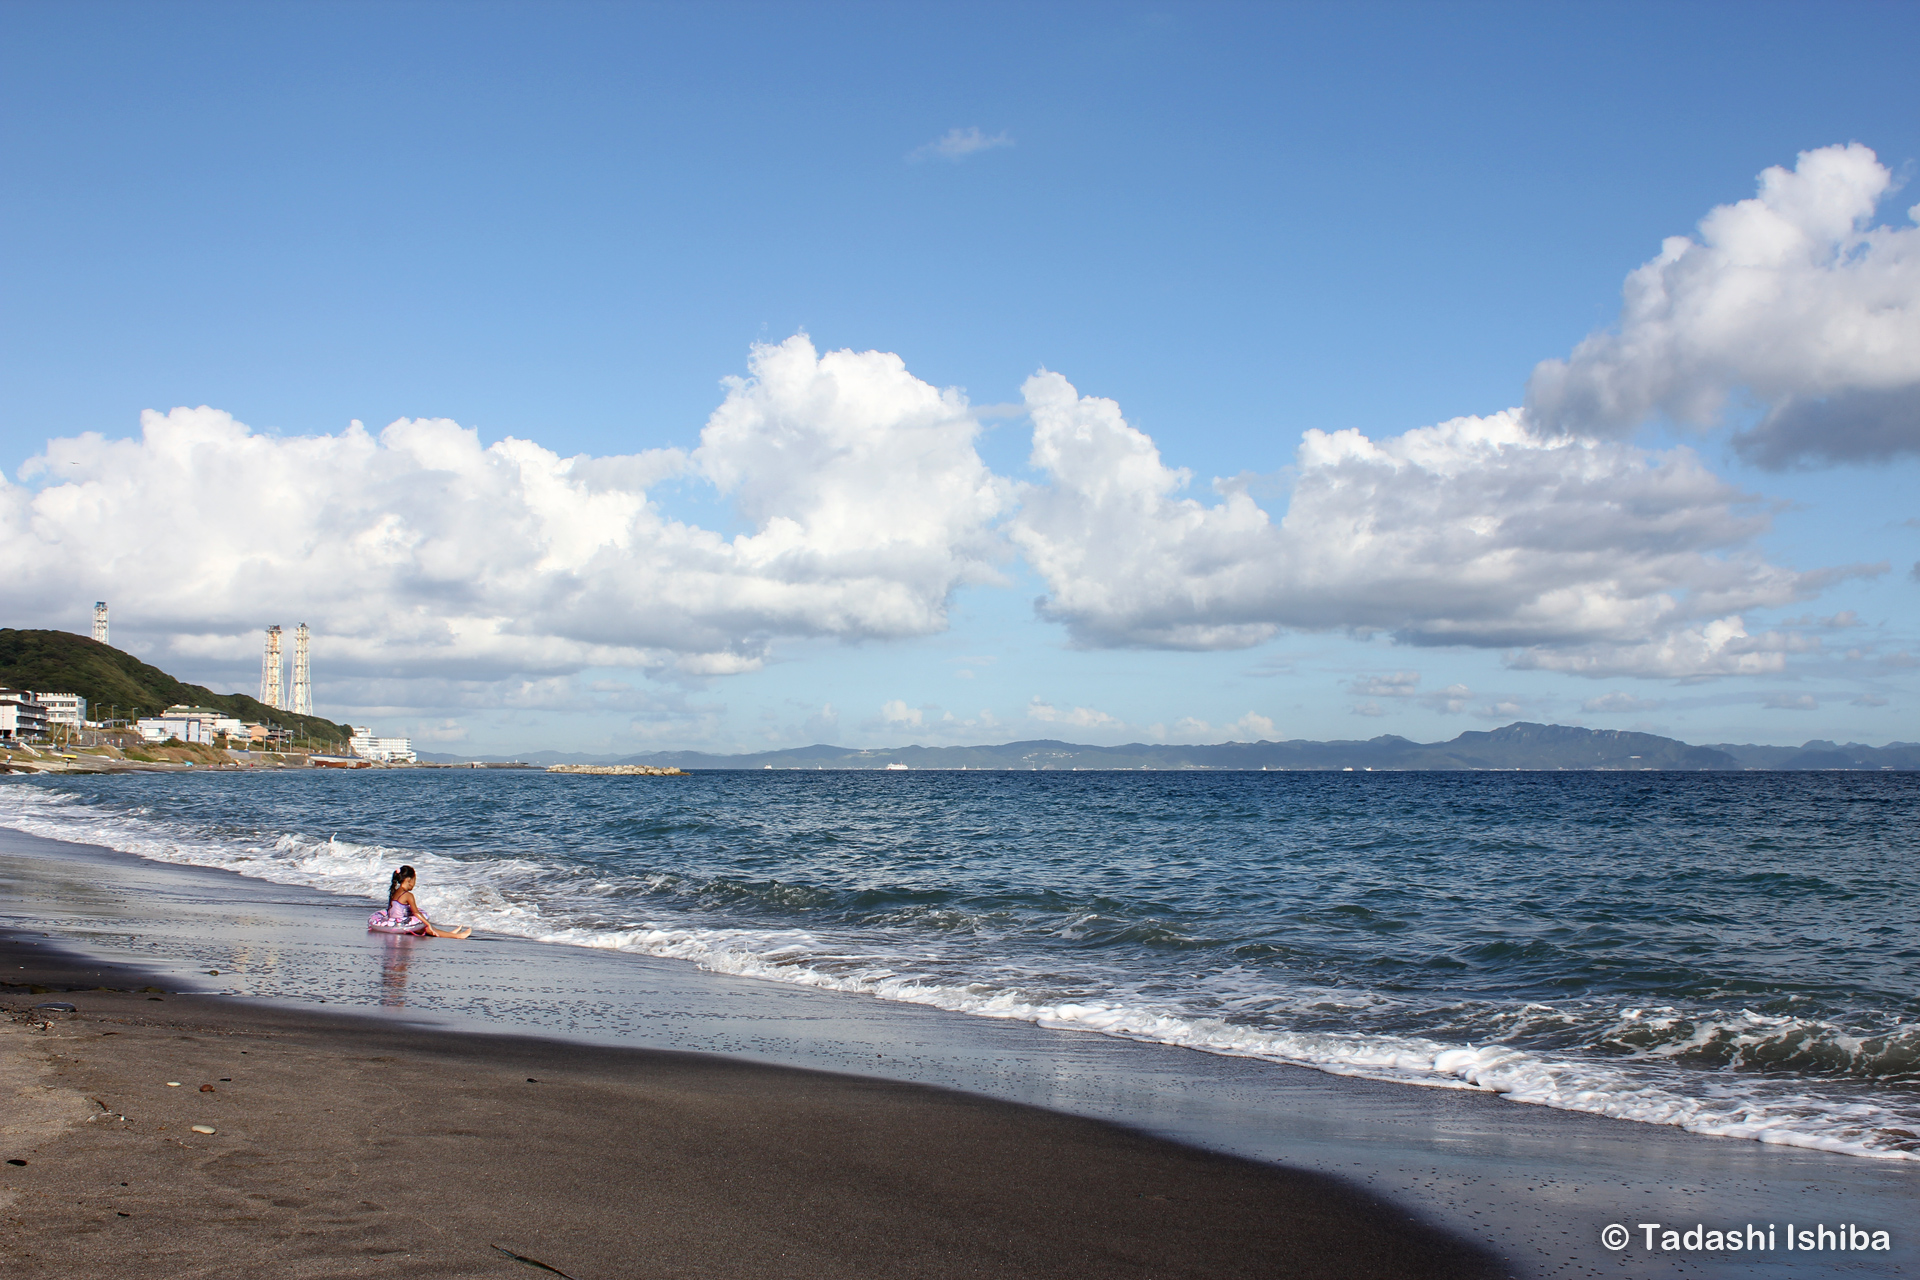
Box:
left=398, top=888, right=432, bottom=924
left=400, top=887, right=467, bottom=938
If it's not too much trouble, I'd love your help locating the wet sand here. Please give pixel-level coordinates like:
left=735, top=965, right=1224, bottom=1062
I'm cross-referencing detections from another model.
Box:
left=0, top=938, right=1501, bottom=1279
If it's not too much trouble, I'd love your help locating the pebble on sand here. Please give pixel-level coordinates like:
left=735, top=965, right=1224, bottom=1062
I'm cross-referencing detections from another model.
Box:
left=190, top=1125, right=215, bottom=1135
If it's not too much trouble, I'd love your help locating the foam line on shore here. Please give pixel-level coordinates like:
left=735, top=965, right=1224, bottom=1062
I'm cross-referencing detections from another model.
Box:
left=2, top=781, right=1915, bottom=1164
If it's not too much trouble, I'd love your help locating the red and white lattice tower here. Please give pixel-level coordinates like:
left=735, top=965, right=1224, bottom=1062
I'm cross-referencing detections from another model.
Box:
left=261, top=626, right=284, bottom=710
left=291, top=624, right=312, bottom=717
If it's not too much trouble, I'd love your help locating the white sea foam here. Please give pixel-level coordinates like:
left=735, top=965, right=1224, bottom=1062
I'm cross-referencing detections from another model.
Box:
left=2, top=783, right=1914, bottom=1162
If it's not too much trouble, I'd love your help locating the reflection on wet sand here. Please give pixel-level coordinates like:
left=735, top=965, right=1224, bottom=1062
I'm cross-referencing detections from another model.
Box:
left=378, top=932, right=419, bottom=1006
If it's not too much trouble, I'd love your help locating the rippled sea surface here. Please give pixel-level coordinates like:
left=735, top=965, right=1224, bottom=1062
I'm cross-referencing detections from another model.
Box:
left=4, top=768, right=1916, bottom=1158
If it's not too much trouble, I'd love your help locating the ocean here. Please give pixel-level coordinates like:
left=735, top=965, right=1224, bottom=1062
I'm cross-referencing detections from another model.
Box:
left=2, top=767, right=1915, bottom=1162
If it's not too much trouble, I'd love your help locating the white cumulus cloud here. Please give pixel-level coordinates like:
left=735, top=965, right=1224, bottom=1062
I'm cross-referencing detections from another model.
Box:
left=1025, top=696, right=1121, bottom=729
left=18, top=140, right=1905, bottom=722
left=1509, top=616, right=1818, bottom=680
left=2, top=334, right=1012, bottom=686
left=879, top=700, right=925, bottom=728
left=1006, top=371, right=1851, bottom=676
left=1229, top=711, right=1276, bottom=739
left=1526, top=144, right=1920, bottom=467
left=1421, top=683, right=1473, bottom=714
left=1580, top=691, right=1666, bottom=713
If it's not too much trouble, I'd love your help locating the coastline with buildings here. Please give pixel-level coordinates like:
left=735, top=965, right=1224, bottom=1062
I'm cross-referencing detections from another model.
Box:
left=0, top=615, right=445, bottom=771
left=1, top=701, right=463, bottom=774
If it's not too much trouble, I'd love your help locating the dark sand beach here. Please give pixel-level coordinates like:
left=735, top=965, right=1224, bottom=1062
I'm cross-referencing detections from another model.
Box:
left=0, top=938, right=1501, bottom=1280
left=1, top=821, right=1914, bottom=1279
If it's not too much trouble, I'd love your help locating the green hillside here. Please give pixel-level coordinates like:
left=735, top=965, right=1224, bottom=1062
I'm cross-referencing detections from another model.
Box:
left=0, top=628, right=354, bottom=744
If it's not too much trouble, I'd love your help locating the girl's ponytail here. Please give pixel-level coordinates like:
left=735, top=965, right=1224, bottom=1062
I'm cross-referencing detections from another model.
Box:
left=387, top=865, right=416, bottom=902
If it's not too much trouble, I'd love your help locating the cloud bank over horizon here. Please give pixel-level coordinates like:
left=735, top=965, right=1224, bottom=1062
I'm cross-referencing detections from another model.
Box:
left=3, top=145, right=1912, bottom=720
left=1008, top=371, right=1868, bottom=675
left=1, top=335, right=1013, bottom=686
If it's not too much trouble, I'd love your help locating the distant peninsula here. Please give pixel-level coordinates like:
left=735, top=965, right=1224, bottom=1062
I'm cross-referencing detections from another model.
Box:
left=423, top=722, right=1920, bottom=772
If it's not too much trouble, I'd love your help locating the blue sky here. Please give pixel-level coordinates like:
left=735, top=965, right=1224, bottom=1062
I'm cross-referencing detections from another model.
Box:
left=5, top=0, right=1919, bottom=754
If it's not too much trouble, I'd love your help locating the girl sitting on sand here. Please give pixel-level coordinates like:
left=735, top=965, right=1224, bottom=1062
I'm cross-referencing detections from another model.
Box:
left=369, top=865, right=471, bottom=939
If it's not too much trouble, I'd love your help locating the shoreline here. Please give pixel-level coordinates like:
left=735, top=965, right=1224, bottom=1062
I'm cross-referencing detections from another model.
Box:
left=0, top=744, right=544, bottom=775
left=1, top=817, right=1916, bottom=1277
left=0, top=935, right=1501, bottom=1279
left=14, top=744, right=1919, bottom=775
left=3, top=770, right=1912, bottom=1165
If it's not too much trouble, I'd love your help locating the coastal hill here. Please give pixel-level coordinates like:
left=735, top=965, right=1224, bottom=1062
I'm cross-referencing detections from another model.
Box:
left=0, top=628, right=355, bottom=743
left=424, top=722, right=1920, bottom=771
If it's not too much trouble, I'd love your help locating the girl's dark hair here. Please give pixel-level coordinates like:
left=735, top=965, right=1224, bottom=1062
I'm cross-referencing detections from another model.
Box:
left=387, top=865, right=417, bottom=901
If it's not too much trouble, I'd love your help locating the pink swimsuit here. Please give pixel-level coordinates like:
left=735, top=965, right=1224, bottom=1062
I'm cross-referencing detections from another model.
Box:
left=368, top=899, right=428, bottom=934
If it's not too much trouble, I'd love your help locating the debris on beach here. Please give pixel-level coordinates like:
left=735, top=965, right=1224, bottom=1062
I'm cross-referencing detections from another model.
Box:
left=493, top=1245, right=578, bottom=1278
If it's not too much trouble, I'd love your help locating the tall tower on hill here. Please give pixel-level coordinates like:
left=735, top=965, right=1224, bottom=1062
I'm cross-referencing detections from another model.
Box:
left=92, top=602, right=108, bottom=645
left=292, top=623, right=312, bottom=716
left=261, top=625, right=284, bottom=710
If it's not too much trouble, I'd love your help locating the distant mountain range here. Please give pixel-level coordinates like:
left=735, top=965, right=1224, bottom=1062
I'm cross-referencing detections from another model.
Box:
left=10, top=628, right=1899, bottom=772
left=417, top=722, right=1920, bottom=771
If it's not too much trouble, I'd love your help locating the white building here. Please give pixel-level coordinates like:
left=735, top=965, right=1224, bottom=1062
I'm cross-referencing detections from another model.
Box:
left=32, top=692, right=86, bottom=727
left=136, top=705, right=248, bottom=744
left=0, top=690, right=50, bottom=742
left=138, top=715, right=212, bottom=744
left=350, top=726, right=416, bottom=764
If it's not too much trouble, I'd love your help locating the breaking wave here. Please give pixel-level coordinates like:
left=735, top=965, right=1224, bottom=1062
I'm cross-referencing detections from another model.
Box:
left=2, top=773, right=1917, bottom=1161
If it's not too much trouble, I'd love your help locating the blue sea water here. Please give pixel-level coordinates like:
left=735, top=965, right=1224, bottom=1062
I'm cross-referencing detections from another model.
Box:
left=3, top=768, right=1916, bottom=1160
